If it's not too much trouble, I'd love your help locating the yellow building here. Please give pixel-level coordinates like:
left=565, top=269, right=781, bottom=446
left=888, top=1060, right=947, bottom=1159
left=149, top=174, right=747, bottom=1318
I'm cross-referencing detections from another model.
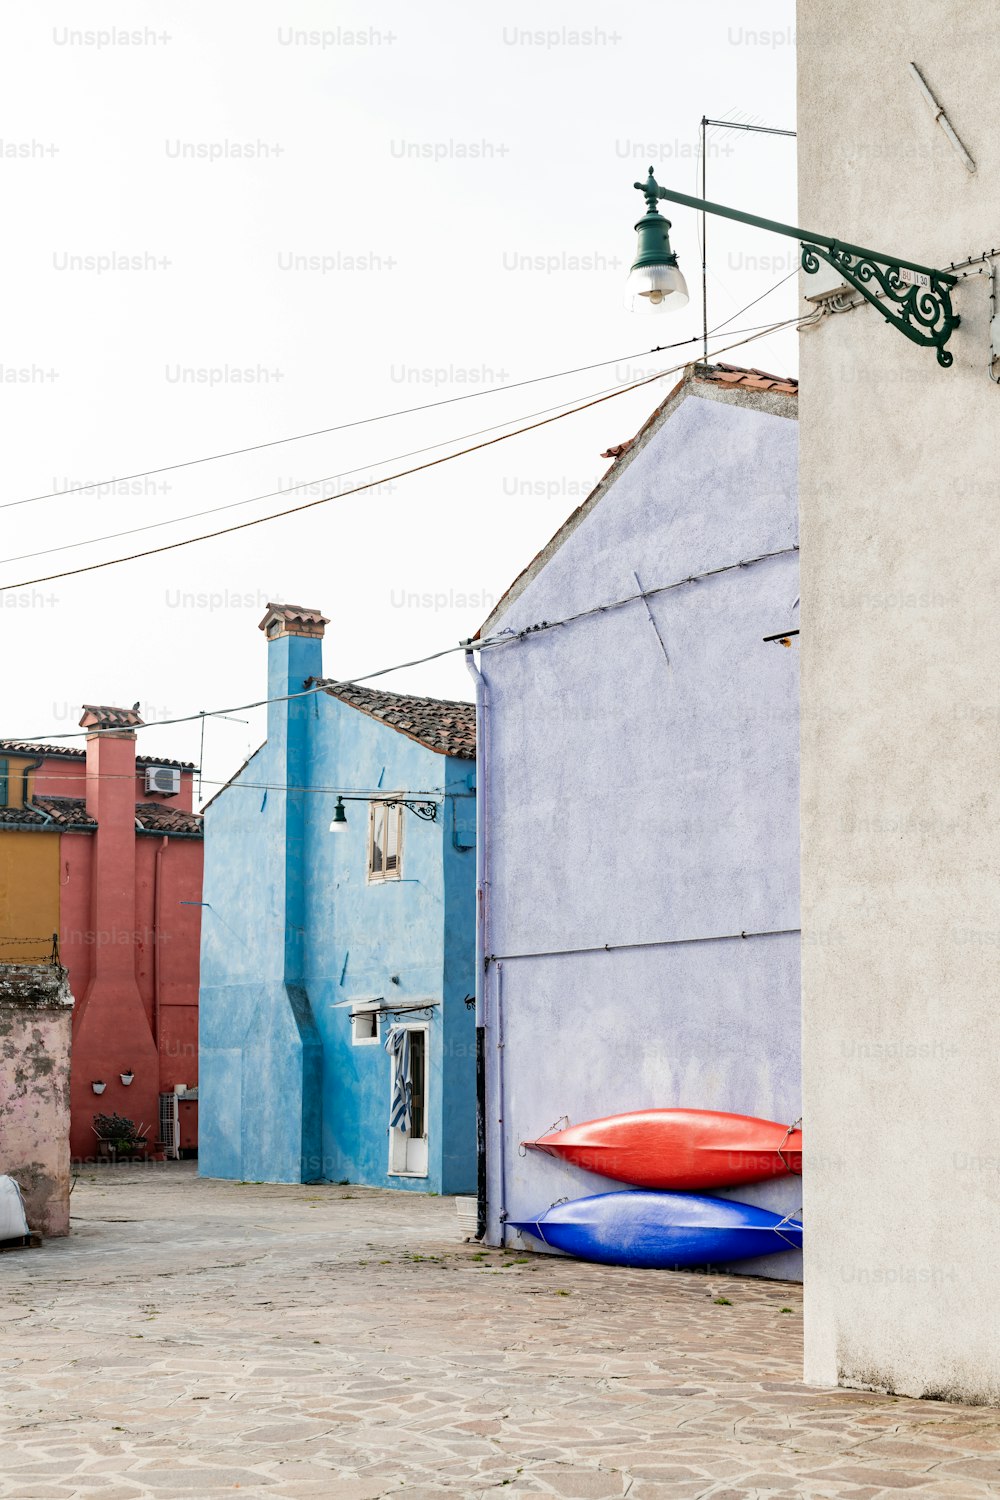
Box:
left=0, top=751, right=62, bottom=963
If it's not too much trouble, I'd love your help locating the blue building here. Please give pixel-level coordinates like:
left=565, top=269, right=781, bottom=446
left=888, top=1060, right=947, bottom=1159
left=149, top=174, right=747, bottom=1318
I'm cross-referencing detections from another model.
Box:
left=199, top=603, right=477, bottom=1192
left=469, top=363, right=801, bottom=1277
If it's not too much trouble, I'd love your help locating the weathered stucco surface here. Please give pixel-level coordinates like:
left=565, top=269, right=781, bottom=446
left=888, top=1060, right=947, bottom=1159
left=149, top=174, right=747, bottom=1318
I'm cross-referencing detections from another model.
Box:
left=798, top=2, right=1000, bottom=1399
left=0, top=964, right=73, bottom=1236
left=480, top=382, right=801, bottom=1279
left=199, top=627, right=476, bottom=1193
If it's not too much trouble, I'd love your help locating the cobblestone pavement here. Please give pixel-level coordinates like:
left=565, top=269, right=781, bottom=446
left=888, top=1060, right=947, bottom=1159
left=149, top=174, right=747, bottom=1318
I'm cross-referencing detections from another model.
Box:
left=1, top=1165, right=999, bottom=1499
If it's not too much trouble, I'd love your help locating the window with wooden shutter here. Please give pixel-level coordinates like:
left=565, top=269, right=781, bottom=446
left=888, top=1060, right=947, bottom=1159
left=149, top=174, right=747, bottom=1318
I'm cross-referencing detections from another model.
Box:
left=368, top=800, right=404, bottom=882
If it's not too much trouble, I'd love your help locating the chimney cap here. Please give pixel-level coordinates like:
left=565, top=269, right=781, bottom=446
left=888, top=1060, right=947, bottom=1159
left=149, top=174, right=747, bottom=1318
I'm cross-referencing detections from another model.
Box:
left=79, top=703, right=145, bottom=732
left=258, top=602, right=329, bottom=640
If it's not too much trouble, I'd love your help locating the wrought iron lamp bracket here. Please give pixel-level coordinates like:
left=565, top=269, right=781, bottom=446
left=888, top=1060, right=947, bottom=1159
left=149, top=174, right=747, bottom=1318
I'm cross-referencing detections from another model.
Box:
left=635, top=172, right=961, bottom=368
left=799, top=241, right=959, bottom=368
left=385, top=799, right=438, bottom=822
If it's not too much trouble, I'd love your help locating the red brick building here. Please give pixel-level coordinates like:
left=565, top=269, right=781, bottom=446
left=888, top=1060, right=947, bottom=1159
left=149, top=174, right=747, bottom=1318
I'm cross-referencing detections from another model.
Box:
left=0, top=705, right=203, bottom=1160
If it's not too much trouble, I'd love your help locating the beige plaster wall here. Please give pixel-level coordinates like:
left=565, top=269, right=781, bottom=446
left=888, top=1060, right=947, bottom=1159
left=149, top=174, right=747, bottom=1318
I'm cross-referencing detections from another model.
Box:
left=798, top=1, right=1000, bottom=1402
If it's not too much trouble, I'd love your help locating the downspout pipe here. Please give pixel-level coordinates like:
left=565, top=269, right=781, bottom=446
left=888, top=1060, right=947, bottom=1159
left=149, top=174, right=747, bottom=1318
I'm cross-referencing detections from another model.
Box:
left=21, top=756, right=52, bottom=822
left=152, top=835, right=168, bottom=1094
left=496, top=958, right=507, bottom=1249
left=465, top=646, right=489, bottom=1241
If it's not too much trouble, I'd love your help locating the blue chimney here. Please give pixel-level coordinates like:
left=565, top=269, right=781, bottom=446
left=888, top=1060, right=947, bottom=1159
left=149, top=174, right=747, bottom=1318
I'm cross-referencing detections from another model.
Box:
left=254, top=602, right=328, bottom=1179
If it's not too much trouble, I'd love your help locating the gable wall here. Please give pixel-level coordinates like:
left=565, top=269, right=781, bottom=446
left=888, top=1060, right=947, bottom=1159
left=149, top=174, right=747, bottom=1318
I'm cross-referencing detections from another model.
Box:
left=480, top=389, right=802, bottom=1276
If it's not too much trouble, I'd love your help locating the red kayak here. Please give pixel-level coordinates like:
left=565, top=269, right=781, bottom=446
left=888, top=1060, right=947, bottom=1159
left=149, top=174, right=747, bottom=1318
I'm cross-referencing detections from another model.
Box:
left=522, top=1109, right=802, bottom=1191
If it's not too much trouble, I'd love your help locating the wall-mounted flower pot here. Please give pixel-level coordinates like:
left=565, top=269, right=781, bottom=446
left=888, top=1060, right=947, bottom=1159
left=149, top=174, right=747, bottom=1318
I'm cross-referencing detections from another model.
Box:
left=91, top=1081, right=107, bottom=1095
left=120, top=1072, right=135, bottom=1086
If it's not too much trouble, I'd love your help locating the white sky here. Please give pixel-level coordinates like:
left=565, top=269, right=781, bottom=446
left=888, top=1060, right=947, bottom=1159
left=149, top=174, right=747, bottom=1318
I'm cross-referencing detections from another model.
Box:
left=1, top=1, right=796, bottom=803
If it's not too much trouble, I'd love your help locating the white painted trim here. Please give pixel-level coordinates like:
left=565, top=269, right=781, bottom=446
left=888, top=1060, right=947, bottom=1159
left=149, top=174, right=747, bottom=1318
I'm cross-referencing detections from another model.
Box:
left=366, top=798, right=405, bottom=884
left=350, top=1001, right=381, bottom=1047
left=386, top=1022, right=429, bottom=1178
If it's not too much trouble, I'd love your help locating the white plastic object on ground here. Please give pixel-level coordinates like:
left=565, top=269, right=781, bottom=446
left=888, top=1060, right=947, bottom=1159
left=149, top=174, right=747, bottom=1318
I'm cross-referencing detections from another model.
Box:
left=0, top=1176, right=30, bottom=1239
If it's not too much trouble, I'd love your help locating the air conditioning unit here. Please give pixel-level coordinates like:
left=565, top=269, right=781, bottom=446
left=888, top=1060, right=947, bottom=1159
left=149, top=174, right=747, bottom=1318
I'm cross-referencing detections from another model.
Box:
left=145, top=765, right=180, bottom=796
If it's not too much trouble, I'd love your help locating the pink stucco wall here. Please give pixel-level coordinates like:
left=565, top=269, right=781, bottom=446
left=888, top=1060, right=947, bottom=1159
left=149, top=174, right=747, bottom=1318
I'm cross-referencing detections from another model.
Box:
left=0, top=965, right=73, bottom=1236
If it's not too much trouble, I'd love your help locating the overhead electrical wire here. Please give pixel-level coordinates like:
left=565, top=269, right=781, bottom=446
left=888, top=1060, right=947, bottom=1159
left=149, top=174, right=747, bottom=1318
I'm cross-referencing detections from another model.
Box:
left=10, top=542, right=799, bottom=749
left=3, top=384, right=639, bottom=567
left=6, top=307, right=802, bottom=570
left=702, top=267, right=799, bottom=336
left=0, top=338, right=713, bottom=514
left=1, top=312, right=806, bottom=595
left=4, top=271, right=802, bottom=515
left=20, top=769, right=449, bottom=797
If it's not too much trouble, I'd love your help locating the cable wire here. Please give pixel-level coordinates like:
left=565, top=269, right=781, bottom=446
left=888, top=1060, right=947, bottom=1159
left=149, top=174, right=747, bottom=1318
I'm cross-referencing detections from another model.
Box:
left=9, top=542, right=799, bottom=747
left=0, top=338, right=711, bottom=514
left=1, top=368, right=708, bottom=568
left=0, top=314, right=804, bottom=595
left=3, top=272, right=802, bottom=516
left=6, top=307, right=801, bottom=569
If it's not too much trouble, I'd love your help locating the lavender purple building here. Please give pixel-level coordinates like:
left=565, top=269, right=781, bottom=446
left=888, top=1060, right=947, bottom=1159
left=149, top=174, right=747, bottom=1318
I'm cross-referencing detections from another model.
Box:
left=468, top=362, right=802, bottom=1279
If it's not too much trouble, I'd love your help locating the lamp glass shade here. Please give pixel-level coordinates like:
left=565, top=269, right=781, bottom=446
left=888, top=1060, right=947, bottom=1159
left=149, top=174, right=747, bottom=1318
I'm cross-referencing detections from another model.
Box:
left=328, top=797, right=348, bottom=833
left=624, top=260, right=689, bottom=313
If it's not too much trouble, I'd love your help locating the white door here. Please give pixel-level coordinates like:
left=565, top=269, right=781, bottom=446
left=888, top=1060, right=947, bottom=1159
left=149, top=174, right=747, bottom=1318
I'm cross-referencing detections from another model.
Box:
left=389, top=1027, right=428, bottom=1176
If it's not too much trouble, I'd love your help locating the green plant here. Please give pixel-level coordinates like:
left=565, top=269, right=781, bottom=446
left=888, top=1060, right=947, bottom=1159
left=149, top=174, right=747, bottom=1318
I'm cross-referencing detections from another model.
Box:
left=92, top=1113, right=148, bottom=1152
left=713, top=1296, right=732, bottom=1306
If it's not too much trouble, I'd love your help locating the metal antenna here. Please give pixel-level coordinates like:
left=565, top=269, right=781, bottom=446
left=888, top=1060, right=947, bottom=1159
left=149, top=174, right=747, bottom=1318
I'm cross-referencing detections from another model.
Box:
left=698, top=115, right=797, bottom=368
left=701, top=115, right=708, bottom=364
left=197, top=710, right=249, bottom=803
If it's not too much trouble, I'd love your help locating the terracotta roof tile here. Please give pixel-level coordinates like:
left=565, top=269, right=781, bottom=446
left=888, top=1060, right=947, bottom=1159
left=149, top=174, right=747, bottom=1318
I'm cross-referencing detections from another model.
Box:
left=135, top=755, right=196, bottom=771
left=596, top=365, right=795, bottom=472
left=310, top=679, right=476, bottom=759
left=0, top=741, right=80, bottom=759
left=258, top=602, right=329, bottom=634
left=0, top=739, right=195, bottom=770
left=0, top=804, right=50, bottom=827
left=0, top=796, right=95, bottom=829
left=0, top=796, right=201, bottom=835
left=134, top=802, right=203, bottom=835
left=80, top=704, right=144, bottom=729
left=34, top=796, right=96, bottom=828
left=696, top=361, right=798, bottom=396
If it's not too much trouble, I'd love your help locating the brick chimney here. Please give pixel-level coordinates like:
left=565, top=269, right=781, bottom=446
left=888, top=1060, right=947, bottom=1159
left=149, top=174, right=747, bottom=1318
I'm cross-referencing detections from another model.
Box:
left=72, top=704, right=158, bottom=1158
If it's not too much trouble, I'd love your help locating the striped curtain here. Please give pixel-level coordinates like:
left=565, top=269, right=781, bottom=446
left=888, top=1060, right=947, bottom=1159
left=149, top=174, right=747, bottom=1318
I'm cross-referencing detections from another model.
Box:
left=384, top=1025, right=412, bottom=1132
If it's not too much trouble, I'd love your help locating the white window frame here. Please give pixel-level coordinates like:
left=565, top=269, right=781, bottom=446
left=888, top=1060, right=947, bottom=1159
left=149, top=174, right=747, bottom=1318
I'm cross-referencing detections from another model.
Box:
left=387, top=1022, right=429, bottom=1178
left=350, top=1003, right=382, bottom=1047
left=367, top=798, right=404, bottom=883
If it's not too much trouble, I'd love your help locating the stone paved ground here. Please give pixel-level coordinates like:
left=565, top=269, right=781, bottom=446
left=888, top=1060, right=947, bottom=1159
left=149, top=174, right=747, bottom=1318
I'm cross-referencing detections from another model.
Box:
left=1, top=1165, right=999, bottom=1499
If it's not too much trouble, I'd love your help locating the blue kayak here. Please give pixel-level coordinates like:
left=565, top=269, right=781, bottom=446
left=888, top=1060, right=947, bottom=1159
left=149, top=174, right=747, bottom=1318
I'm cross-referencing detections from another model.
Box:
left=509, top=1189, right=802, bottom=1268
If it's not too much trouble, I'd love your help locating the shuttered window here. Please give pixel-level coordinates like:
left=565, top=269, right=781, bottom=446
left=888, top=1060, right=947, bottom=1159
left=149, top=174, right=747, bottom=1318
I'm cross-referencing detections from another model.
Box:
left=368, top=800, right=404, bottom=882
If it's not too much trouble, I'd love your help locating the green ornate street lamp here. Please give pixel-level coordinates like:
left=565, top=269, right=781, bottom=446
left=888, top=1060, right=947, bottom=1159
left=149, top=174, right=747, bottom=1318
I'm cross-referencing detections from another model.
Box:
left=328, top=793, right=438, bottom=833
left=627, top=169, right=960, bottom=367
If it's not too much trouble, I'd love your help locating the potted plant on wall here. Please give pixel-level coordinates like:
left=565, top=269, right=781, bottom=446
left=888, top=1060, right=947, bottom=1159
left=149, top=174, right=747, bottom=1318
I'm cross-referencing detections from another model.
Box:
left=91, top=1081, right=106, bottom=1095
left=92, top=1113, right=149, bottom=1161
left=120, top=1069, right=135, bottom=1086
